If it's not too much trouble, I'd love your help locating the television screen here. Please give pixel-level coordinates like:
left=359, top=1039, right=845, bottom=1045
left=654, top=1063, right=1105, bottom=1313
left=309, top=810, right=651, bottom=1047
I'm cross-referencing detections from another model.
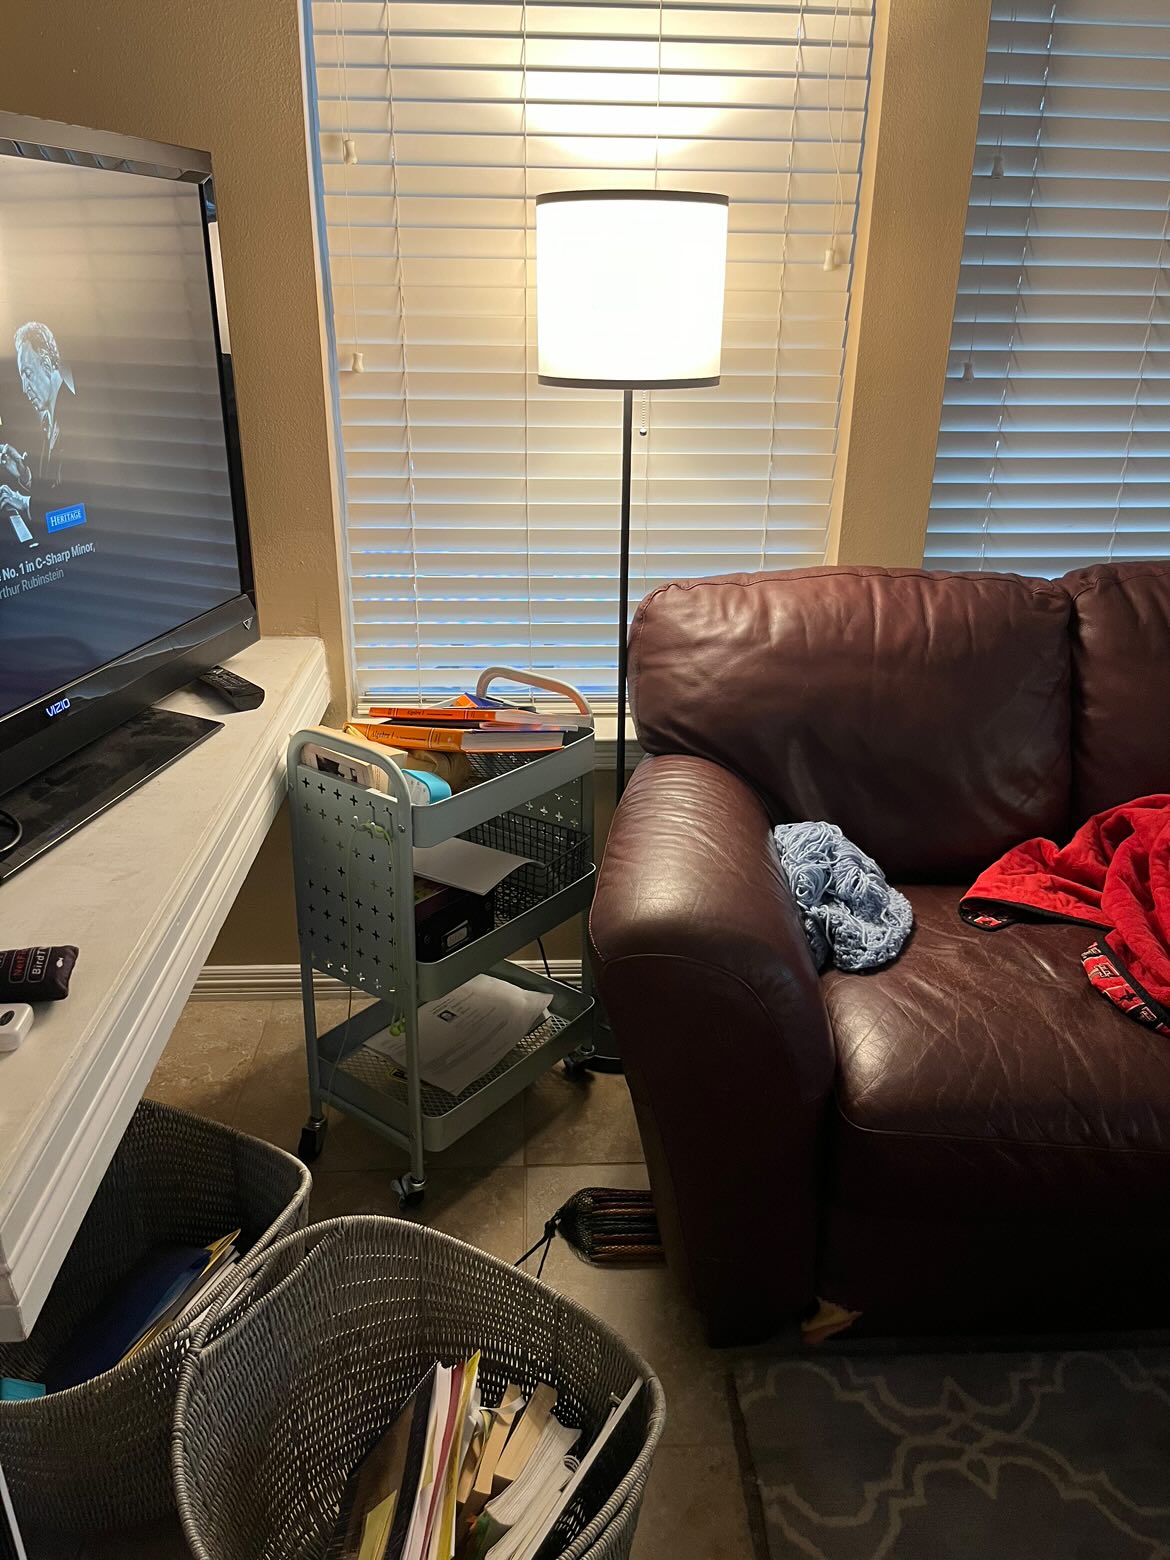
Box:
left=0, top=155, right=243, bottom=722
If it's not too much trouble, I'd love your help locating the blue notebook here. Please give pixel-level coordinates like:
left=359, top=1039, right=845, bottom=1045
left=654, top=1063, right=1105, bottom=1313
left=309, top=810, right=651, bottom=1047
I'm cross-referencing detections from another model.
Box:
left=44, top=1239, right=226, bottom=1391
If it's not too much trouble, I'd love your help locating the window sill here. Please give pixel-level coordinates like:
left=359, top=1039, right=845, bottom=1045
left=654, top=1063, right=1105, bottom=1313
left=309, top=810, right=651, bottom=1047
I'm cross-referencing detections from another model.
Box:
left=591, top=714, right=641, bottom=773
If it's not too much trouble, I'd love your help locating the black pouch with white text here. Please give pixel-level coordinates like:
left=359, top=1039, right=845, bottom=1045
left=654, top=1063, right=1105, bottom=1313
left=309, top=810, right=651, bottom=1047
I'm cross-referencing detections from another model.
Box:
left=0, top=945, right=78, bottom=1001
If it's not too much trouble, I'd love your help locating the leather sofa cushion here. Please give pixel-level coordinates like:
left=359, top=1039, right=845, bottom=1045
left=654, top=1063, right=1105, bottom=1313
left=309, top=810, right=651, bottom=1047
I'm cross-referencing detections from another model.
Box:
left=823, top=885, right=1170, bottom=1217
left=1064, top=561, right=1170, bottom=821
left=628, top=567, right=1071, bottom=881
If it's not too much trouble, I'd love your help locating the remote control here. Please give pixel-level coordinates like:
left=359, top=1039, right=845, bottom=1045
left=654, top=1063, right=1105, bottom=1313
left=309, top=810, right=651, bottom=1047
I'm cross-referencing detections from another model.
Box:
left=196, top=665, right=265, bottom=712
left=0, top=1003, right=34, bottom=1053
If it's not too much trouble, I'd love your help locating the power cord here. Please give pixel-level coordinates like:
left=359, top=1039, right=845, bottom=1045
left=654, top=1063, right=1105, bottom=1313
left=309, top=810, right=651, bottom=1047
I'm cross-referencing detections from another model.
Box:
left=0, top=809, right=23, bottom=857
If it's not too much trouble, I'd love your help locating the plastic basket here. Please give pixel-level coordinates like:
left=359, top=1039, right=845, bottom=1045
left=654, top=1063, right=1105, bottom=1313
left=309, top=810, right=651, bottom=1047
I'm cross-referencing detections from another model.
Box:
left=0, top=1099, right=310, bottom=1535
left=174, top=1216, right=665, bottom=1560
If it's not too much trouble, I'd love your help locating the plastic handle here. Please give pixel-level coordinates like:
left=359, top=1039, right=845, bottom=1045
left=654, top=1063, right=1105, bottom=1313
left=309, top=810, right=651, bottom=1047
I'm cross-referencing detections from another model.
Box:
left=287, top=728, right=408, bottom=788
left=475, top=665, right=594, bottom=719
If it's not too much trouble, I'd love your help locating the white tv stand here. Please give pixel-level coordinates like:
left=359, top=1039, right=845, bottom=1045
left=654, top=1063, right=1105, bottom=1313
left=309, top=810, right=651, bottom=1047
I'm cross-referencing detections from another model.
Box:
left=0, top=636, right=329, bottom=1340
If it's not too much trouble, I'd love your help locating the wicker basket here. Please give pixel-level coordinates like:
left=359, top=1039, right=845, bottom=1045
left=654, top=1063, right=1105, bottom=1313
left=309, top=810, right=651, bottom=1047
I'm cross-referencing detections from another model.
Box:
left=0, top=1099, right=310, bottom=1535
left=174, top=1216, right=665, bottom=1560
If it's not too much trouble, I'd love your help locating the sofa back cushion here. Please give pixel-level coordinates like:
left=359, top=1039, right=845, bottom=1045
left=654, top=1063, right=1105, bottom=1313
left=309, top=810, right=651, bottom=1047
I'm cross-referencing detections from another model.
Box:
left=1064, top=561, right=1170, bottom=820
left=627, top=566, right=1071, bottom=881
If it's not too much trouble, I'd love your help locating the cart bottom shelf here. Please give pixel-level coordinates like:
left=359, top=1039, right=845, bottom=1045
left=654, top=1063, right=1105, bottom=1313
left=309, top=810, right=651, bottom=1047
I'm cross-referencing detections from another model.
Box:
left=314, top=961, right=594, bottom=1152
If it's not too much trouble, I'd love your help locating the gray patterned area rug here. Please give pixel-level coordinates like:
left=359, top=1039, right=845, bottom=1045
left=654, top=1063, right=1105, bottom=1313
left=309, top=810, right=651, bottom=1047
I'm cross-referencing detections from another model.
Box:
left=732, top=1348, right=1170, bottom=1560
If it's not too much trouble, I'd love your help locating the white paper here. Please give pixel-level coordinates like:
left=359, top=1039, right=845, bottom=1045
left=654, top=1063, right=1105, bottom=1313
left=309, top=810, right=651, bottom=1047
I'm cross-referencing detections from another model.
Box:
left=508, top=1379, right=643, bottom=1560
left=367, top=974, right=552, bottom=1096
left=413, top=838, right=535, bottom=896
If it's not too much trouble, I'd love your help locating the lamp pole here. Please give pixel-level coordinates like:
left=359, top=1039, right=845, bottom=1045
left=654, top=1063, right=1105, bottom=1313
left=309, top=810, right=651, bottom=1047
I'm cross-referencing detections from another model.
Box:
left=581, top=386, right=636, bottom=1074
left=615, top=388, right=634, bottom=801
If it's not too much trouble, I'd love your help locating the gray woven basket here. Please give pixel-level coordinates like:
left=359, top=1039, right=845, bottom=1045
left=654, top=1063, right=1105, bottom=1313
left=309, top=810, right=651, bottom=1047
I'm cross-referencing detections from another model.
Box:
left=0, top=1098, right=310, bottom=1536
left=173, top=1216, right=666, bottom=1560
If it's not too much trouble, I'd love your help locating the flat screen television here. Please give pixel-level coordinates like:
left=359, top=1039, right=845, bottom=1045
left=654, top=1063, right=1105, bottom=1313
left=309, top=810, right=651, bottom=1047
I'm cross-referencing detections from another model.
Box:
left=0, top=113, right=258, bottom=807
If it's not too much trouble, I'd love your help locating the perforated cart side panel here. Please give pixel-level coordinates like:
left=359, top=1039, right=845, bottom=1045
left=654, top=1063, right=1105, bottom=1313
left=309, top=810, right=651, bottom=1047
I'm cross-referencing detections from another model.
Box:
left=289, top=766, right=406, bottom=1008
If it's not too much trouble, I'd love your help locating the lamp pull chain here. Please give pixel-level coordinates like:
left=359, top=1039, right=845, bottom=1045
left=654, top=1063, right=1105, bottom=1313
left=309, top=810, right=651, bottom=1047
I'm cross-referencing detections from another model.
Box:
left=639, top=390, right=649, bottom=437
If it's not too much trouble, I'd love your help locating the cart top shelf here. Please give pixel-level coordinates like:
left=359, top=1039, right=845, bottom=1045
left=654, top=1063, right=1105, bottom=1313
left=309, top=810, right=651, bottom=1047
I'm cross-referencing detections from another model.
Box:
left=413, top=728, right=595, bottom=845
left=288, top=725, right=595, bottom=850
left=290, top=665, right=596, bottom=848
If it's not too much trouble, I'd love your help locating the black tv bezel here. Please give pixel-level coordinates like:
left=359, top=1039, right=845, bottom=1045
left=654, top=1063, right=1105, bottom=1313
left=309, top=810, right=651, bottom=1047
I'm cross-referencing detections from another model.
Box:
left=0, top=112, right=258, bottom=795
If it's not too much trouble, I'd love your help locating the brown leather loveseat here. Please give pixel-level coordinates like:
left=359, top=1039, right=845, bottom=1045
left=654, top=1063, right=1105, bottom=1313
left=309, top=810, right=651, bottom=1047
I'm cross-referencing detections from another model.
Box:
left=589, top=563, right=1170, bottom=1344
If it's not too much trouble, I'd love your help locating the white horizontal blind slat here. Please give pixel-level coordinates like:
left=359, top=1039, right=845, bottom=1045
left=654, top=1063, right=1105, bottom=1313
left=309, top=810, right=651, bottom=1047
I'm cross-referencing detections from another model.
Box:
left=312, top=0, right=873, bottom=697
left=925, top=0, right=1170, bottom=576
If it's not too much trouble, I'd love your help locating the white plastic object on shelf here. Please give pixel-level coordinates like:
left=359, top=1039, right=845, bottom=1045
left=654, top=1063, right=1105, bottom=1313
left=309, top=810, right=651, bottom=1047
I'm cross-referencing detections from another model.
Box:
left=0, top=1004, right=34, bottom=1053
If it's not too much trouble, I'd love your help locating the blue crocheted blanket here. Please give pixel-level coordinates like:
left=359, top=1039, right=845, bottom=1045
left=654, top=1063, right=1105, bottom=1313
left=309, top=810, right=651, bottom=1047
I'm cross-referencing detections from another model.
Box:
left=772, top=821, right=913, bottom=973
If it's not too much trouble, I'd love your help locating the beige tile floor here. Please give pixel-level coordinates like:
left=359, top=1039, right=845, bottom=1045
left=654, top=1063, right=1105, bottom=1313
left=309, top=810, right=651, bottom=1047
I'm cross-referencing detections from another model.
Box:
left=26, top=998, right=755, bottom=1560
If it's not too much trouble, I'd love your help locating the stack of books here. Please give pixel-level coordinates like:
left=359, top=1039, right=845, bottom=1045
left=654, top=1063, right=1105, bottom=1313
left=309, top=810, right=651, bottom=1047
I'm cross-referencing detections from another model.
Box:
left=42, top=1229, right=240, bottom=1391
left=346, top=691, right=589, bottom=757
left=327, top=1359, right=642, bottom=1560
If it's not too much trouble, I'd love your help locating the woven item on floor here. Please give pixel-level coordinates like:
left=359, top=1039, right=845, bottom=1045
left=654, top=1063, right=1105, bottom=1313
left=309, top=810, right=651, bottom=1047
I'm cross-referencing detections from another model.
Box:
left=173, top=1215, right=666, bottom=1560
left=520, top=1189, right=665, bottom=1275
left=0, top=1099, right=310, bottom=1536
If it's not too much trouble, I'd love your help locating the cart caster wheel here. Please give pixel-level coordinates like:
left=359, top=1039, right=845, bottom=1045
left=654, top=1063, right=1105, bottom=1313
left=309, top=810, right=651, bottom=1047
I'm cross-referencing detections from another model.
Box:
left=563, top=1047, right=593, bottom=1080
left=393, top=1175, right=425, bottom=1211
left=297, top=1117, right=328, bottom=1164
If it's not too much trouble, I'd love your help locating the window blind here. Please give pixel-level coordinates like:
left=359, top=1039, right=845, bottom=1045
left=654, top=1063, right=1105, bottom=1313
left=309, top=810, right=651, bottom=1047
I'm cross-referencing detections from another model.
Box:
left=925, top=0, right=1170, bottom=575
left=309, top=0, right=873, bottom=699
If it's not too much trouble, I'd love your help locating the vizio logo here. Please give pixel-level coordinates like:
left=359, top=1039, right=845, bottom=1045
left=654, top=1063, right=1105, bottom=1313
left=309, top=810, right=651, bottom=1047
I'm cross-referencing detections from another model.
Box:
left=45, top=698, right=71, bottom=718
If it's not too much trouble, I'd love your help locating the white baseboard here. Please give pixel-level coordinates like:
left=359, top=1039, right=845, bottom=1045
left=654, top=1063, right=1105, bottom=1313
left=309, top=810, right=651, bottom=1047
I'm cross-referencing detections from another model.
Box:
left=191, top=958, right=583, bottom=1001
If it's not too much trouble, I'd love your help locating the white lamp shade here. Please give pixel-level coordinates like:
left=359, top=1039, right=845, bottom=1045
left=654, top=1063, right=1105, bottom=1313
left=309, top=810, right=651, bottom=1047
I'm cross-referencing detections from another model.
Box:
left=535, top=190, right=729, bottom=389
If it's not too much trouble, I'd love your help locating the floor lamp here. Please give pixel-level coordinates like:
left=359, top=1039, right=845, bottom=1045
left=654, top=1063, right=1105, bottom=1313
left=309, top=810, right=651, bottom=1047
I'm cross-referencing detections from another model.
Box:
left=534, top=189, right=729, bottom=1067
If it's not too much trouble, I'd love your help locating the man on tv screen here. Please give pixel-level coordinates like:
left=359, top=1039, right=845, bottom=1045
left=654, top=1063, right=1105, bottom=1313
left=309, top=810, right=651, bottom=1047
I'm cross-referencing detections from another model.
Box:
left=0, top=320, right=76, bottom=551
left=15, top=320, right=75, bottom=489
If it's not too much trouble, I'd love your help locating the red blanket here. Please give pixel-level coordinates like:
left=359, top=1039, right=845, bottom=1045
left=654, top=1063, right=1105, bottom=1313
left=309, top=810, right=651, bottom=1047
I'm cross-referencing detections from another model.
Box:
left=961, top=795, right=1170, bottom=1035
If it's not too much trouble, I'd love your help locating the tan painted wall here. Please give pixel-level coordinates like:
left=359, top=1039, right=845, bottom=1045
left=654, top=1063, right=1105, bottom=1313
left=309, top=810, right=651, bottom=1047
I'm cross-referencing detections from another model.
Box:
left=828, top=0, right=993, bottom=568
left=3, top=0, right=350, bottom=707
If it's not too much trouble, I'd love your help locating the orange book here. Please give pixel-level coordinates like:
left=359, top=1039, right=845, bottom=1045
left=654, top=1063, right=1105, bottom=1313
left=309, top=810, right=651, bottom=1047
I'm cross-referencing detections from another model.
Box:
left=345, top=720, right=562, bottom=754
left=366, top=703, right=581, bottom=732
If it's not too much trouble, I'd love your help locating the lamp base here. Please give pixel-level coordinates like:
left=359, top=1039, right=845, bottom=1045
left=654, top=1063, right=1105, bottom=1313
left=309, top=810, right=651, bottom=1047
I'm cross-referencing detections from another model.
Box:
left=583, top=1010, right=624, bottom=1074
left=584, top=1053, right=625, bottom=1075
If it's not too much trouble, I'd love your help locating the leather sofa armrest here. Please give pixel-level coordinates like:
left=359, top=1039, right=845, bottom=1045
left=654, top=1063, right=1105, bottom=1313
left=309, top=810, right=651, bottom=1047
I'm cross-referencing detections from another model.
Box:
left=589, top=754, right=835, bottom=1343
